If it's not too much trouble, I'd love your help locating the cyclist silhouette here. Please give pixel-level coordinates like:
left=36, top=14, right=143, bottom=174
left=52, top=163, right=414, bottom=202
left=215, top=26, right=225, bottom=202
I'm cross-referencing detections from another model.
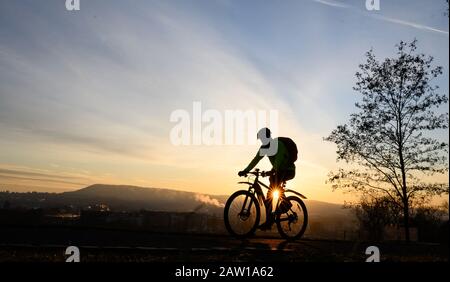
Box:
left=238, top=127, right=297, bottom=230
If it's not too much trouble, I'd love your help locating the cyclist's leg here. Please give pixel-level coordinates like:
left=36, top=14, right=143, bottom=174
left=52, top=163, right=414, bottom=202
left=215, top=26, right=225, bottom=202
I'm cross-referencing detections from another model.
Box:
left=278, top=169, right=295, bottom=212
left=261, top=172, right=286, bottom=229
left=282, top=169, right=295, bottom=184
left=286, top=169, right=295, bottom=181
left=265, top=173, right=278, bottom=207
left=264, top=173, right=279, bottom=219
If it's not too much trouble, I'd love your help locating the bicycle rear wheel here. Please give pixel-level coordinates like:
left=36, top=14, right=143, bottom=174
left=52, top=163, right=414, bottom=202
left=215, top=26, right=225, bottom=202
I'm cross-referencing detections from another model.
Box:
left=224, top=190, right=260, bottom=238
left=276, top=196, right=308, bottom=240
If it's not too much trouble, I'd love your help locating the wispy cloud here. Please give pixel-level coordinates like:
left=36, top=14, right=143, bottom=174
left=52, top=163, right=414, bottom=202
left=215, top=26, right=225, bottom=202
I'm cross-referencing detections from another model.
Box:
left=0, top=165, right=92, bottom=188
left=313, top=0, right=349, bottom=9
left=0, top=168, right=87, bottom=181
left=371, top=14, right=449, bottom=35
left=312, top=0, right=449, bottom=36
left=0, top=174, right=87, bottom=186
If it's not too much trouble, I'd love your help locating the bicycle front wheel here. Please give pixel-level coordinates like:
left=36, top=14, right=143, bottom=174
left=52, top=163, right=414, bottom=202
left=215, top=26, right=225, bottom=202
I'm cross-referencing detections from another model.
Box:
left=276, top=196, right=308, bottom=240
left=224, top=190, right=260, bottom=238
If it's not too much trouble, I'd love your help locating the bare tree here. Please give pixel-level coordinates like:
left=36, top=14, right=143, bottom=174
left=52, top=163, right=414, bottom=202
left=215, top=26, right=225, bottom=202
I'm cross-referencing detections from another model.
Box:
left=325, top=40, right=449, bottom=242
left=346, top=196, right=402, bottom=241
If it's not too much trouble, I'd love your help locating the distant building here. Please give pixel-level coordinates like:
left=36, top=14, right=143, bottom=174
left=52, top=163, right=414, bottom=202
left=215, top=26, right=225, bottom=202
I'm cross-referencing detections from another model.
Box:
left=78, top=209, right=225, bottom=234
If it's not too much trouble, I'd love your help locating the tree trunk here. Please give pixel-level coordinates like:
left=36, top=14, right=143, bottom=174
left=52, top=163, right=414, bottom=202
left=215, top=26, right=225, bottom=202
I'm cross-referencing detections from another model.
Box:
left=398, top=140, right=410, bottom=242
left=399, top=160, right=410, bottom=242
left=403, top=199, right=410, bottom=242
left=397, top=101, right=410, bottom=242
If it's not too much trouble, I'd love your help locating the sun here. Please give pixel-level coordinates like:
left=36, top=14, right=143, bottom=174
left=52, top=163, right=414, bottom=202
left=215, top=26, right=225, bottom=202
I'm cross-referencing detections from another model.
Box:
left=272, top=189, right=280, bottom=201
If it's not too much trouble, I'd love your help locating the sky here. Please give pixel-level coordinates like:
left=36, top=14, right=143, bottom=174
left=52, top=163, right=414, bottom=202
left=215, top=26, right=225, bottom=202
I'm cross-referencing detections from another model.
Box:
left=0, top=0, right=448, bottom=204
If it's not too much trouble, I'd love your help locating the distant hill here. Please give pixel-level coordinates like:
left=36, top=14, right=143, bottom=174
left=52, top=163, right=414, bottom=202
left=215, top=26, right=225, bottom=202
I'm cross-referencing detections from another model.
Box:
left=1, top=184, right=352, bottom=219
left=61, top=184, right=223, bottom=213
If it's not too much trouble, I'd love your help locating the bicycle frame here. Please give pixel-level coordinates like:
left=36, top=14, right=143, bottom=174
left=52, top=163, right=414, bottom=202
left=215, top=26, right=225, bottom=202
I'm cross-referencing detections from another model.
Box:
left=236, top=173, right=306, bottom=223
left=238, top=175, right=307, bottom=203
left=225, top=169, right=309, bottom=239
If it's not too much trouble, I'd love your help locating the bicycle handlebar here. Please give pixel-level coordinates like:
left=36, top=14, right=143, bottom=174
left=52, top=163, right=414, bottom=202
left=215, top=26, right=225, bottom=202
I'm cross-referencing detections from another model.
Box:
left=241, top=169, right=274, bottom=178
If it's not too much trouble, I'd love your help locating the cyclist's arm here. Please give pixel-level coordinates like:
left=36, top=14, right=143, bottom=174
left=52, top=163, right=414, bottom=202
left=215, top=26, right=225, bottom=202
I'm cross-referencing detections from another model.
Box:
left=243, top=150, right=264, bottom=173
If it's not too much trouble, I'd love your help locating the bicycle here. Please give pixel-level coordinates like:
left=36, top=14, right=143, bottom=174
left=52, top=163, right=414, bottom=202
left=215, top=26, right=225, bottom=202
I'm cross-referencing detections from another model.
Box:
left=224, top=168, right=308, bottom=240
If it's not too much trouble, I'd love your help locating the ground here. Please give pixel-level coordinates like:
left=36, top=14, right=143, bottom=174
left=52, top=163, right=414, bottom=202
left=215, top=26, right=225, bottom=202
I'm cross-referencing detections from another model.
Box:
left=0, top=225, right=447, bottom=262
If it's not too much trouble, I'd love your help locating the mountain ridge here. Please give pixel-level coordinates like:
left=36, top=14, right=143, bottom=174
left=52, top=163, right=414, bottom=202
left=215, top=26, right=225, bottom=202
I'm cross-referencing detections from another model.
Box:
left=63, top=183, right=349, bottom=216
left=1, top=183, right=351, bottom=218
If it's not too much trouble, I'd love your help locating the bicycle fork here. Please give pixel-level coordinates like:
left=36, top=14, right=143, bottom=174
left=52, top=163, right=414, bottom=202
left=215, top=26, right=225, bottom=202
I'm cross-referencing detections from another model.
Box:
left=238, top=190, right=254, bottom=218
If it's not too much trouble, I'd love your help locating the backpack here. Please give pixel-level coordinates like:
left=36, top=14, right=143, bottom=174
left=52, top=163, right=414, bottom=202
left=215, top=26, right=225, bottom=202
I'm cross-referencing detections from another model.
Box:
left=278, top=137, right=298, bottom=163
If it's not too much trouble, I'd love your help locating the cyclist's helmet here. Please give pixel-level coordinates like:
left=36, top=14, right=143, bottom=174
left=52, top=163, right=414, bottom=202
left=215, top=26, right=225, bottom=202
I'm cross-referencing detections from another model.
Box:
left=257, top=127, right=271, bottom=140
